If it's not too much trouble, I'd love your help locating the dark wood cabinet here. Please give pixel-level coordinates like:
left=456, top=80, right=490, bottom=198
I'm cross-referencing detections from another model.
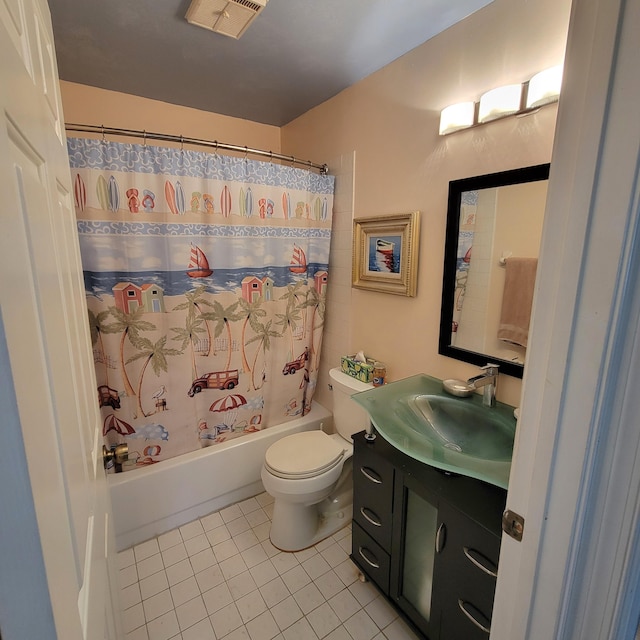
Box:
left=351, top=431, right=506, bottom=640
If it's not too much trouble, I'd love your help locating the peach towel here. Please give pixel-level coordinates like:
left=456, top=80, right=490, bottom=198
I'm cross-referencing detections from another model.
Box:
left=498, top=257, right=538, bottom=348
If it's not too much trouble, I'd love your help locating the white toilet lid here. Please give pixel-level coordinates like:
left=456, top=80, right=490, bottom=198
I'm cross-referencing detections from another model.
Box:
left=265, top=431, right=345, bottom=479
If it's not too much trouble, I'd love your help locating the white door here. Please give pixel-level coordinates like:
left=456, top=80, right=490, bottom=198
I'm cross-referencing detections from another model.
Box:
left=0, top=0, right=121, bottom=638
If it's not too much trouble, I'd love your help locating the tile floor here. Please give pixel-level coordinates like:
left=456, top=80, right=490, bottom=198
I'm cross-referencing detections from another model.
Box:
left=118, top=492, right=421, bottom=640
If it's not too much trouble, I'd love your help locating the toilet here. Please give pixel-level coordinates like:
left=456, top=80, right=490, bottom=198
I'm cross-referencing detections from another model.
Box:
left=261, top=367, right=372, bottom=551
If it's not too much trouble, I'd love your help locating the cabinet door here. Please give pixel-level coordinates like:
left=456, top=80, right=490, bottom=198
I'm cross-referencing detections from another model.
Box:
left=390, top=472, right=441, bottom=639
left=436, top=502, right=501, bottom=640
left=353, top=439, right=394, bottom=551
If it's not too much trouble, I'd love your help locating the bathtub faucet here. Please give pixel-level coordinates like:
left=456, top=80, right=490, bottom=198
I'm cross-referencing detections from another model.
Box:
left=467, top=364, right=499, bottom=407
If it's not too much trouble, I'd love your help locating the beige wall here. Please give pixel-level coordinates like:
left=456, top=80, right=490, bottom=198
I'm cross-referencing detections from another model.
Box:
left=281, top=0, right=570, bottom=407
left=60, top=81, right=281, bottom=154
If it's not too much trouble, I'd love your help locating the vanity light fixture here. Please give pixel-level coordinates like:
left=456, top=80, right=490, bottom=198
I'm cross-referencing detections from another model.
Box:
left=439, top=65, right=563, bottom=135
left=526, top=65, right=563, bottom=109
left=439, top=101, right=476, bottom=135
left=478, top=84, right=523, bottom=123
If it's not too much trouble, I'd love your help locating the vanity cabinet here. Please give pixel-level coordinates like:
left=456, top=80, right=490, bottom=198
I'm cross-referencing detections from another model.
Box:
left=351, top=431, right=506, bottom=640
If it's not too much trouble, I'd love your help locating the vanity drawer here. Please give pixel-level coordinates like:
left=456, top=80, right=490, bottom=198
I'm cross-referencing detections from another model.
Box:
left=353, top=447, right=394, bottom=550
left=352, top=521, right=390, bottom=594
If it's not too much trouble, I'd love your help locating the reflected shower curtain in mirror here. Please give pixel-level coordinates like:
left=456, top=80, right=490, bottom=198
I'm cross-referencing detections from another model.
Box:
left=451, top=189, right=477, bottom=344
left=68, top=138, right=334, bottom=470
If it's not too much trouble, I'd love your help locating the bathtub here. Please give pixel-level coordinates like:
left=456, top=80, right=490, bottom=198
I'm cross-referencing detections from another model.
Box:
left=109, top=402, right=332, bottom=550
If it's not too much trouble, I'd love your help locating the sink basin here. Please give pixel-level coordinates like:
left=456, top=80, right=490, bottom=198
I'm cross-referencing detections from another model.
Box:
left=352, top=374, right=517, bottom=489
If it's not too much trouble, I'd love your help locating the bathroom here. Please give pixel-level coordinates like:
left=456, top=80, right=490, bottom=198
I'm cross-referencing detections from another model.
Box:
left=2, top=0, right=639, bottom=638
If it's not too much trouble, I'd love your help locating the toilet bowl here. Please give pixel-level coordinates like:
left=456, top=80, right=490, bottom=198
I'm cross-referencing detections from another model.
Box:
left=261, top=367, right=372, bottom=551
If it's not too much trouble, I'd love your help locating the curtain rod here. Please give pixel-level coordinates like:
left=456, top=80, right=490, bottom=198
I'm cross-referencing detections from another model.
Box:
left=64, top=123, right=329, bottom=175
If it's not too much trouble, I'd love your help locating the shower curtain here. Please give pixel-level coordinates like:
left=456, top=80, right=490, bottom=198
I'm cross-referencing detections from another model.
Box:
left=67, top=137, right=334, bottom=470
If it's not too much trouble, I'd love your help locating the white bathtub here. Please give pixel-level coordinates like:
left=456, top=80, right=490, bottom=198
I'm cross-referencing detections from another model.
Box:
left=109, top=402, right=332, bottom=550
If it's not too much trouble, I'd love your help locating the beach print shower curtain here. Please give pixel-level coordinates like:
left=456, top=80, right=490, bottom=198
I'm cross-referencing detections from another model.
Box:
left=68, top=138, right=334, bottom=470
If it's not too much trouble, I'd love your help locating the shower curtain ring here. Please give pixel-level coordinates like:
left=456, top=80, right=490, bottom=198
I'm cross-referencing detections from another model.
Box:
left=290, top=155, right=295, bottom=167
left=244, top=146, right=248, bottom=163
left=101, top=125, right=105, bottom=142
left=142, top=130, right=147, bottom=147
left=180, top=135, right=184, bottom=152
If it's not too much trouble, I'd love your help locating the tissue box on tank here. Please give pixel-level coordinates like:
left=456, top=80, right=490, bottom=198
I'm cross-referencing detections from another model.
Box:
left=341, top=356, right=375, bottom=383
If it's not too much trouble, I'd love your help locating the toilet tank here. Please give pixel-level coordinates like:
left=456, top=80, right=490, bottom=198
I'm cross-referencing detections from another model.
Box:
left=329, top=367, right=373, bottom=441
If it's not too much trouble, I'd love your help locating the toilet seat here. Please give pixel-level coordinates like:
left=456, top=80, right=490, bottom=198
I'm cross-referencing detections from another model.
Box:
left=265, top=431, right=346, bottom=480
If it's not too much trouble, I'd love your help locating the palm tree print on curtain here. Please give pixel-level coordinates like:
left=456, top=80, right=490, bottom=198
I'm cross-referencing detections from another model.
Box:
left=69, top=138, right=334, bottom=470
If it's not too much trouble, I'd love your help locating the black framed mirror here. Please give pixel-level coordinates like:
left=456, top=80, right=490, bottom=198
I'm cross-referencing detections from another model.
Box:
left=439, top=164, right=550, bottom=378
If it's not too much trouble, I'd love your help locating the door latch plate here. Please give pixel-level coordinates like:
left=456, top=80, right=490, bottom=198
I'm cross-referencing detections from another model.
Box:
left=502, top=509, right=525, bottom=541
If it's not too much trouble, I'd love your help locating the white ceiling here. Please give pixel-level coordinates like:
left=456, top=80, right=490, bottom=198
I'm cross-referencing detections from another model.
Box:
left=48, top=0, right=493, bottom=127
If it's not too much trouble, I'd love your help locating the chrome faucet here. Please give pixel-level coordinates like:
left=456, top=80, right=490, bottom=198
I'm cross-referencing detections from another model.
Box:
left=467, top=364, right=500, bottom=407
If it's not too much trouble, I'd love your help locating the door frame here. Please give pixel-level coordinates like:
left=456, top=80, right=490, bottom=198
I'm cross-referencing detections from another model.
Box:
left=492, top=0, right=640, bottom=637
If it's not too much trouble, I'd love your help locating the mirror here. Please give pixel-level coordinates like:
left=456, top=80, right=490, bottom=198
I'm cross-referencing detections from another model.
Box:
left=439, top=164, right=550, bottom=378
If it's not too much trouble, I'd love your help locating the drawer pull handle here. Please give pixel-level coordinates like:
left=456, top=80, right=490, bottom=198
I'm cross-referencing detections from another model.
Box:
left=463, top=547, right=498, bottom=578
left=458, top=599, right=490, bottom=634
left=358, top=546, right=380, bottom=569
left=360, top=507, right=382, bottom=527
left=360, top=466, right=382, bottom=484
left=435, top=522, right=446, bottom=553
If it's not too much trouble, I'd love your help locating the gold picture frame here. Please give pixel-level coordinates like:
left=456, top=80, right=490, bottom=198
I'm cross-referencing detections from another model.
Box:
left=352, top=211, right=420, bottom=296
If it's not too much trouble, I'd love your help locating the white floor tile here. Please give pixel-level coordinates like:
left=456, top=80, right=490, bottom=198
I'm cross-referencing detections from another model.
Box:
left=143, top=589, right=174, bottom=622
left=135, top=539, right=161, bottom=563
left=239, top=497, right=261, bottom=514
left=121, top=582, right=143, bottom=610
left=195, top=564, right=225, bottom=593
left=220, top=504, right=243, bottom=523
left=245, top=610, right=280, bottom=640
left=120, top=495, right=396, bottom=640
left=343, top=609, right=378, bottom=640
left=270, top=595, right=303, bottom=631
left=170, top=576, right=201, bottom=608
left=162, top=543, right=189, bottom=568
left=189, top=548, right=216, bottom=573
left=138, top=554, right=165, bottom=580
left=200, top=511, right=223, bottom=532
left=365, top=595, right=398, bottom=630
left=291, top=583, right=324, bottom=615
left=219, top=554, right=248, bottom=581
left=146, top=610, right=180, bottom=640
left=301, top=554, right=331, bottom=580
left=328, top=589, right=361, bottom=622
left=280, top=565, right=311, bottom=594
left=242, top=542, right=269, bottom=569
left=281, top=617, right=318, bottom=640
left=201, top=582, right=233, bottom=615
left=166, top=559, right=195, bottom=586
left=206, top=524, right=231, bottom=546
left=314, top=571, right=346, bottom=601
left=227, top=515, right=252, bottom=536
left=120, top=564, right=139, bottom=589
left=236, top=589, right=268, bottom=623
left=123, top=602, right=146, bottom=634
left=180, top=520, right=205, bottom=541
left=119, top=548, right=136, bottom=569
left=159, top=529, right=183, bottom=551
left=175, top=595, right=208, bottom=631
left=180, top=616, right=215, bottom=640
left=306, top=602, right=342, bottom=638
left=210, top=602, right=243, bottom=637
left=228, top=570, right=259, bottom=600
left=140, top=571, right=170, bottom=600
left=259, top=576, right=290, bottom=608
left=125, top=624, right=150, bottom=640
left=185, top=534, right=210, bottom=557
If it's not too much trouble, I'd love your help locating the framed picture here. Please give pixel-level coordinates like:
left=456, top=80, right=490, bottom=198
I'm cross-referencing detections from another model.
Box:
left=352, top=211, right=420, bottom=296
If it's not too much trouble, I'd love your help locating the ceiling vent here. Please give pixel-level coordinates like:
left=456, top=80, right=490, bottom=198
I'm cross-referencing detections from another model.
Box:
left=186, top=0, right=269, bottom=39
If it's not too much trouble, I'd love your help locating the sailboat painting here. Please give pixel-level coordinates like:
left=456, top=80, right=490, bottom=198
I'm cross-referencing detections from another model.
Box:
left=289, top=244, right=307, bottom=274
left=369, top=235, right=401, bottom=273
left=186, top=244, right=213, bottom=278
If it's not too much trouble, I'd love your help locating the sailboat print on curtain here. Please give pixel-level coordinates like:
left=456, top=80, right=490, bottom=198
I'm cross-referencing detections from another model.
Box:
left=186, top=244, right=213, bottom=278
left=289, top=245, right=307, bottom=274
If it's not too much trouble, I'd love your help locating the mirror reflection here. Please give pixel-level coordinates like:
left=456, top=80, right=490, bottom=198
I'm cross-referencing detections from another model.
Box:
left=439, top=164, right=550, bottom=378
